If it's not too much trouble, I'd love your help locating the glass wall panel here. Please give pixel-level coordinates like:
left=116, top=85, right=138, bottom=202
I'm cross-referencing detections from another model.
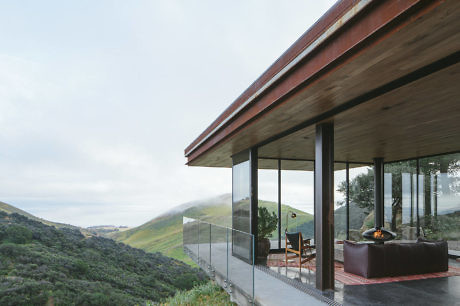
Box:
left=384, top=160, right=417, bottom=240
left=347, top=165, right=374, bottom=241
left=419, top=153, right=460, bottom=250
left=384, top=173, right=392, bottom=225
left=258, top=160, right=279, bottom=249
left=232, top=159, right=252, bottom=261
left=418, top=174, right=425, bottom=219
left=280, top=161, right=314, bottom=245
left=401, top=172, right=416, bottom=228
left=334, top=163, right=347, bottom=240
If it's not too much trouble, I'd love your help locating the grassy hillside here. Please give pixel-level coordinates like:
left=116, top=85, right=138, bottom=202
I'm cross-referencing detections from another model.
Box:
left=111, top=195, right=232, bottom=265
left=0, top=201, right=79, bottom=230
left=112, top=195, right=314, bottom=265
left=0, top=211, right=206, bottom=305
left=164, top=281, right=235, bottom=305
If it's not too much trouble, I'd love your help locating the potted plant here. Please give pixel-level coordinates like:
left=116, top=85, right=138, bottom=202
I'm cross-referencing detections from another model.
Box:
left=257, top=206, right=278, bottom=262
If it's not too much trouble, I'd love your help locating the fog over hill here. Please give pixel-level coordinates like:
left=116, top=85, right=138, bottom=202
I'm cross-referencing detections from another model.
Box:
left=159, top=193, right=232, bottom=217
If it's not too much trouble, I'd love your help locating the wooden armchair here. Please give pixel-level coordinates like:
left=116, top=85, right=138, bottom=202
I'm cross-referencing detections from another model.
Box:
left=285, top=231, right=315, bottom=273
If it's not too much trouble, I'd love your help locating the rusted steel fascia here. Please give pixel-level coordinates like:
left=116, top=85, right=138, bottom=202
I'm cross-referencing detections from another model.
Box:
left=184, top=0, right=371, bottom=158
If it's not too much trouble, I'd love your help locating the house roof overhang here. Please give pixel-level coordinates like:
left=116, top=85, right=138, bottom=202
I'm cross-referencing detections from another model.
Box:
left=185, top=0, right=460, bottom=168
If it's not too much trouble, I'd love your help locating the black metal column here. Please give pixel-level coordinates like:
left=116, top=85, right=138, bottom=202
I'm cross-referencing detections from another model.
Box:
left=416, top=158, right=420, bottom=237
left=315, top=122, right=334, bottom=291
left=249, top=147, right=258, bottom=259
left=374, top=158, right=384, bottom=228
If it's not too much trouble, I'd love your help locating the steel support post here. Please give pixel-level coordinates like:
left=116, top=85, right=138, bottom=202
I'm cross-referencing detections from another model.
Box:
left=314, top=122, right=334, bottom=290
left=374, top=158, right=384, bottom=228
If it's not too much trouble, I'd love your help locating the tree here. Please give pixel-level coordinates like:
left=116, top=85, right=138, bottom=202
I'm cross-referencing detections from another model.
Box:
left=337, top=168, right=374, bottom=210
left=337, top=155, right=460, bottom=234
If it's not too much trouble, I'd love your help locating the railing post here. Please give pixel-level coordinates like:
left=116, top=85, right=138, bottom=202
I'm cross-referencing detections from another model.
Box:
left=252, top=234, right=255, bottom=305
left=197, top=219, right=200, bottom=266
left=209, top=223, right=212, bottom=274
left=225, top=227, right=229, bottom=287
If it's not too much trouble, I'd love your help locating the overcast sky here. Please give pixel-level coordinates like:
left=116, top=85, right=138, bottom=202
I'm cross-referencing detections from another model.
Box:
left=0, top=0, right=336, bottom=227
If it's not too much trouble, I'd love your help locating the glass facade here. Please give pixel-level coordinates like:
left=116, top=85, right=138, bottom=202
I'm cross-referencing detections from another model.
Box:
left=381, top=154, right=460, bottom=249
left=347, top=165, right=374, bottom=241
left=232, top=159, right=252, bottom=261
left=418, top=153, right=460, bottom=249
left=383, top=160, right=417, bottom=239
left=257, top=159, right=314, bottom=250
left=281, top=162, right=314, bottom=243
left=236, top=151, right=459, bottom=255
left=334, top=163, right=347, bottom=240
left=258, top=164, right=279, bottom=249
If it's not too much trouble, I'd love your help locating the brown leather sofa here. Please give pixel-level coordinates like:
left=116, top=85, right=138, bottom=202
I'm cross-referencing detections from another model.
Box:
left=343, top=239, right=448, bottom=278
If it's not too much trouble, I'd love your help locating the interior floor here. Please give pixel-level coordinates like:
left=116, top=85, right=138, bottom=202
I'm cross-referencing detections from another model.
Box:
left=266, top=259, right=460, bottom=305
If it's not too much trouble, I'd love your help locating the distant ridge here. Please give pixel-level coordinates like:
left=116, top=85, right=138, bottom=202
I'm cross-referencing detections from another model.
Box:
left=0, top=200, right=78, bottom=230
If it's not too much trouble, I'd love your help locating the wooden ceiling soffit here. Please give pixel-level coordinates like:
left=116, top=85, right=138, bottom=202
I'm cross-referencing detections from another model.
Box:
left=186, top=0, right=459, bottom=168
left=259, top=62, right=460, bottom=164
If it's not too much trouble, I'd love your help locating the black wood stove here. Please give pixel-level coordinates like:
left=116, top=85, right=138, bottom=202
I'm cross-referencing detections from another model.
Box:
left=363, top=158, right=396, bottom=244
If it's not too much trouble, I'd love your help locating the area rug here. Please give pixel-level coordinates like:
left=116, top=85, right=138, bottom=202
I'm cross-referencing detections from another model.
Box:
left=267, top=253, right=460, bottom=285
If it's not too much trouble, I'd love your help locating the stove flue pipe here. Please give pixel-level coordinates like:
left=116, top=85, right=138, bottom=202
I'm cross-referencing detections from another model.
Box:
left=374, top=157, right=384, bottom=229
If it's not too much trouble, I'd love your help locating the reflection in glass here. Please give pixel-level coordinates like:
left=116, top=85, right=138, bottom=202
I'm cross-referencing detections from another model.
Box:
left=384, top=173, right=392, bottom=224
left=232, top=160, right=252, bottom=261
left=346, top=166, right=374, bottom=241
left=383, top=160, right=417, bottom=239
left=258, top=166, right=279, bottom=249
left=334, top=164, right=347, bottom=240
left=281, top=162, right=314, bottom=243
left=419, top=153, right=460, bottom=250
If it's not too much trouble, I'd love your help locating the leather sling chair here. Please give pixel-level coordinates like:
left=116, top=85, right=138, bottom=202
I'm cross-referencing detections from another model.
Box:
left=285, top=231, right=315, bottom=273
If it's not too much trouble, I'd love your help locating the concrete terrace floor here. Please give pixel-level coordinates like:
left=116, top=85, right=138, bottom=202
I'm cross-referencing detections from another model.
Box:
left=185, top=242, right=327, bottom=305
left=186, top=242, right=460, bottom=306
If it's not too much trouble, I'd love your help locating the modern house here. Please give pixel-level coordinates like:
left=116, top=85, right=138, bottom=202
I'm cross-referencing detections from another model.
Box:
left=184, top=0, right=460, bottom=305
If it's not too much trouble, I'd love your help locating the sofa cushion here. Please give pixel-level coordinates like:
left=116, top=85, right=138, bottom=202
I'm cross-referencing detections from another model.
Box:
left=418, top=240, right=448, bottom=273
left=398, top=242, right=424, bottom=275
left=366, top=243, right=385, bottom=277
left=343, top=241, right=370, bottom=277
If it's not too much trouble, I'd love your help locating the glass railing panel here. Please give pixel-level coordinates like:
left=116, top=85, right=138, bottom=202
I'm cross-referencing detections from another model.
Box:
left=183, top=217, right=199, bottom=260
left=228, top=228, right=254, bottom=303
left=198, top=221, right=211, bottom=271
left=183, top=218, right=255, bottom=304
left=210, top=224, right=228, bottom=282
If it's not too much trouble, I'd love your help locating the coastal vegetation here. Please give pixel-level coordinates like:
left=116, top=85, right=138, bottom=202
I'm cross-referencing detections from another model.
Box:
left=163, top=281, right=234, bottom=305
left=0, top=211, right=206, bottom=305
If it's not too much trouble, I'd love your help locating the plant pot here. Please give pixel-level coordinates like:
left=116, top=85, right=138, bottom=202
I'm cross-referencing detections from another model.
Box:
left=257, top=238, right=270, bottom=262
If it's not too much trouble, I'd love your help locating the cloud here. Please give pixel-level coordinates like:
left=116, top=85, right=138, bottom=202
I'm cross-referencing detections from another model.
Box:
left=0, top=0, right=336, bottom=226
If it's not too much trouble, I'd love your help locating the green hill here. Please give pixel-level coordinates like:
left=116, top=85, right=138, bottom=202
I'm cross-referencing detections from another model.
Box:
left=0, top=201, right=79, bottom=230
left=0, top=211, right=206, bottom=305
left=111, top=195, right=232, bottom=265
left=112, top=194, right=314, bottom=265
